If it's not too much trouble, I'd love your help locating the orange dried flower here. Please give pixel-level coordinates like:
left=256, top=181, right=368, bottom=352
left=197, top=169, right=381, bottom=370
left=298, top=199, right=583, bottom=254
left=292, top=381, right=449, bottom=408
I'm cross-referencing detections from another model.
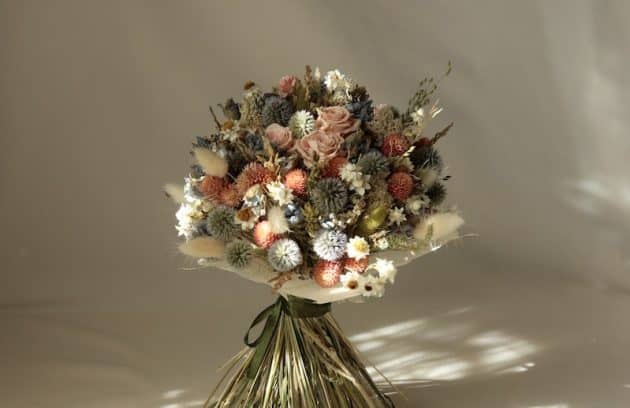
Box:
left=284, top=169, right=308, bottom=196
left=381, top=133, right=410, bottom=157
left=199, top=175, right=227, bottom=201
left=235, top=163, right=275, bottom=196
left=322, top=155, right=347, bottom=178
left=313, top=260, right=343, bottom=288
left=253, top=220, right=279, bottom=249
left=388, top=171, right=414, bottom=201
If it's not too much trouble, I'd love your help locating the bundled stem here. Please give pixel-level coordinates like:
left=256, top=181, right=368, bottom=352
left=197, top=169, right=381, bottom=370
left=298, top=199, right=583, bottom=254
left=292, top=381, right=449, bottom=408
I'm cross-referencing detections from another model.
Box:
left=205, top=298, right=395, bottom=408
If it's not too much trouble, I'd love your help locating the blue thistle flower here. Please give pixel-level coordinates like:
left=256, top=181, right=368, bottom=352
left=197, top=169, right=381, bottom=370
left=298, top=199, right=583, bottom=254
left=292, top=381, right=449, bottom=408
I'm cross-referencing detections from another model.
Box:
left=268, top=239, right=303, bottom=272
left=310, top=178, right=348, bottom=215
left=284, top=203, right=303, bottom=225
left=313, top=230, right=347, bottom=261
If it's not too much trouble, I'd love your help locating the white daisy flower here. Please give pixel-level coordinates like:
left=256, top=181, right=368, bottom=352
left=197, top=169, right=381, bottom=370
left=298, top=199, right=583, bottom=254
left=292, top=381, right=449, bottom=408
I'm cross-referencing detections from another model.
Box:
left=340, top=271, right=366, bottom=291
left=389, top=207, right=407, bottom=226
left=362, top=275, right=386, bottom=297
left=340, top=163, right=371, bottom=196
left=372, top=258, right=397, bottom=284
left=266, top=181, right=294, bottom=206
left=346, top=236, right=370, bottom=260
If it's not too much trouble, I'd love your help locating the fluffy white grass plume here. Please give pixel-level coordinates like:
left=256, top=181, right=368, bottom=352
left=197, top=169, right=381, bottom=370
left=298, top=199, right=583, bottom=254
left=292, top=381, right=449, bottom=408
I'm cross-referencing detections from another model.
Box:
left=178, top=236, right=225, bottom=258
left=268, top=206, right=290, bottom=234
left=193, top=148, right=228, bottom=177
left=414, top=212, right=464, bottom=241
left=163, top=183, right=185, bottom=203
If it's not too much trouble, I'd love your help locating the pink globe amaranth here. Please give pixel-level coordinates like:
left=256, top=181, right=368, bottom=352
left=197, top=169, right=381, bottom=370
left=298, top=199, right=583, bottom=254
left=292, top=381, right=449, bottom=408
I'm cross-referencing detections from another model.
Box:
left=277, top=75, right=298, bottom=98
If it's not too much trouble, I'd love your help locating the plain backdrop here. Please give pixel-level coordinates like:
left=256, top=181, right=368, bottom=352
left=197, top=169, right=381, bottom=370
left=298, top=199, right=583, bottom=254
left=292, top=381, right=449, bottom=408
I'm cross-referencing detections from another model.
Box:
left=1, top=1, right=630, bottom=407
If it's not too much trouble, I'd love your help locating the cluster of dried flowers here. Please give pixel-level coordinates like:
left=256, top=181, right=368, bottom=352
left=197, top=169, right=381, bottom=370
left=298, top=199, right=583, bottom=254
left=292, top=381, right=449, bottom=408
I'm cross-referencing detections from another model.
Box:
left=171, top=65, right=460, bottom=299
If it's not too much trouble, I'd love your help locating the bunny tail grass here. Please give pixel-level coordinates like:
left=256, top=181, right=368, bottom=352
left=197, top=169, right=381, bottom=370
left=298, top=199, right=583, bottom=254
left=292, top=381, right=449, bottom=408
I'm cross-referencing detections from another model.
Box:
left=194, top=148, right=229, bottom=178
left=205, top=309, right=395, bottom=408
left=178, top=237, right=225, bottom=258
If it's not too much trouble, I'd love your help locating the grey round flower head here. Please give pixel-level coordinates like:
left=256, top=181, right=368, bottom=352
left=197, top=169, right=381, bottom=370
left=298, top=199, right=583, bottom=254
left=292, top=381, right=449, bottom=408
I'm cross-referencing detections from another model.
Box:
left=206, top=206, right=237, bottom=241
left=262, top=94, right=294, bottom=127
left=310, top=178, right=348, bottom=215
left=268, top=238, right=303, bottom=272
left=313, top=229, right=347, bottom=261
left=226, top=240, right=253, bottom=269
left=357, top=150, right=390, bottom=176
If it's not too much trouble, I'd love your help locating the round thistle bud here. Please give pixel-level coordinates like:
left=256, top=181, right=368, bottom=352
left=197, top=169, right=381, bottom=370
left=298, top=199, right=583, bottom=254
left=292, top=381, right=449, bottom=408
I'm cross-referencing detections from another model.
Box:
left=322, top=156, right=347, bottom=178
left=262, top=94, right=294, bottom=127
left=357, top=150, right=389, bottom=176
left=426, top=182, right=447, bottom=206
left=344, top=257, right=369, bottom=274
left=381, top=133, right=410, bottom=157
left=409, top=145, right=443, bottom=171
left=313, top=260, right=343, bottom=288
left=253, top=220, right=279, bottom=249
left=199, top=175, right=227, bottom=201
left=310, top=178, right=348, bottom=215
left=206, top=206, right=237, bottom=241
left=284, top=169, right=308, bottom=196
left=268, top=238, right=303, bottom=272
left=226, top=240, right=252, bottom=269
left=388, top=172, right=414, bottom=201
left=313, top=230, right=347, bottom=261
left=288, top=110, right=315, bottom=138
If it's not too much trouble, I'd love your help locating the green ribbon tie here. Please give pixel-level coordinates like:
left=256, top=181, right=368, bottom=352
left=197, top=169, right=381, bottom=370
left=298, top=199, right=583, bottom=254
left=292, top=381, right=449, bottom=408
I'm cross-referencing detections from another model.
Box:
left=244, top=296, right=331, bottom=379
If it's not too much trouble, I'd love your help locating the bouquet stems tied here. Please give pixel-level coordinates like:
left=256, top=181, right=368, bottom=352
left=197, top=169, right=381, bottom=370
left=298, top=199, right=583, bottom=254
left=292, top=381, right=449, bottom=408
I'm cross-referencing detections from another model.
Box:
left=206, top=296, right=395, bottom=408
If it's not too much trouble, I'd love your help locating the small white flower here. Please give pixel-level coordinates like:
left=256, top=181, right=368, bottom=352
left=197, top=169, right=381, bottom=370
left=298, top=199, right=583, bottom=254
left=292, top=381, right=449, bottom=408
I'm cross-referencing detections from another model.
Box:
left=324, top=69, right=351, bottom=92
left=234, top=209, right=258, bottom=231
left=362, top=275, right=386, bottom=297
left=340, top=163, right=371, bottom=196
left=266, top=181, right=294, bottom=206
left=406, top=194, right=430, bottom=215
left=346, top=236, right=370, bottom=260
left=372, top=258, right=397, bottom=284
left=389, top=207, right=407, bottom=226
left=340, top=271, right=366, bottom=290
left=374, top=237, right=390, bottom=250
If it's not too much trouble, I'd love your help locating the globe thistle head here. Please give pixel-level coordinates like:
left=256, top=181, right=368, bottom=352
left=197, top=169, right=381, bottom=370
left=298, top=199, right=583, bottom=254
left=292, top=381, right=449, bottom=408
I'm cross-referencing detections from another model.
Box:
left=313, top=229, right=347, bottom=261
left=357, top=150, right=390, bottom=176
left=322, top=156, right=348, bottom=178
left=226, top=240, right=252, bottom=269
left=288, top=110, right=315, bottom=138
left=381, top=133, right=410, bottom=157
left=235, top=163, right=275, bottom=196
left=268, top=238, right=303, bottom=272
left=206, top=206, right=237, bottom=241
left=345, top=99, right=374, bottom=122
left=244, top=133, right=264, bottom=151
left=426, top=182, right=447, bottom=206
left=313, top=260, right=343, bottom=288
left=310, top=178, right=348, bottom=215
left=262, top=94, right=294, bottom=127
left=409, top=145, right=443, bottom=171
left=387, top=171, right=414, bottom=201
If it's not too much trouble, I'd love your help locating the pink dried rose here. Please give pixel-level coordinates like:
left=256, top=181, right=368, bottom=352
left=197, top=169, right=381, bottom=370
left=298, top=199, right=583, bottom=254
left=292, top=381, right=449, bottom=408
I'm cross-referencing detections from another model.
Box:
left=315, top=106, right=360, bottom=137
left=294, top=129, right=344, bottom=167
left=264, top=124, right=294, bottom=150
left=277, top=75, right=298, bottom=98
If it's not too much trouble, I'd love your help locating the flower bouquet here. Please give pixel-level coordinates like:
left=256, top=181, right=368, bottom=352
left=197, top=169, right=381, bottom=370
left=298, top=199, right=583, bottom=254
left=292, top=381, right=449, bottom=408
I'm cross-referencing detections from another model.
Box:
left=166, top=65, right=463, bottom=407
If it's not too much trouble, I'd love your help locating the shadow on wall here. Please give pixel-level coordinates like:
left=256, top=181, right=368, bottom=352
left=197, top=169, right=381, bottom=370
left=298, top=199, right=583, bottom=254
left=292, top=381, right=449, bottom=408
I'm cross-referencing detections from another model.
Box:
left=349, top=307, right=538, bottom=387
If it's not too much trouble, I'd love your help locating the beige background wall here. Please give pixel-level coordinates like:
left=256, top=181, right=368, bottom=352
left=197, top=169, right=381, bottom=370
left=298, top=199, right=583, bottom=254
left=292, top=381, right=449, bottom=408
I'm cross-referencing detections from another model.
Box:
left=2, top=1, right=630, bottom=407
